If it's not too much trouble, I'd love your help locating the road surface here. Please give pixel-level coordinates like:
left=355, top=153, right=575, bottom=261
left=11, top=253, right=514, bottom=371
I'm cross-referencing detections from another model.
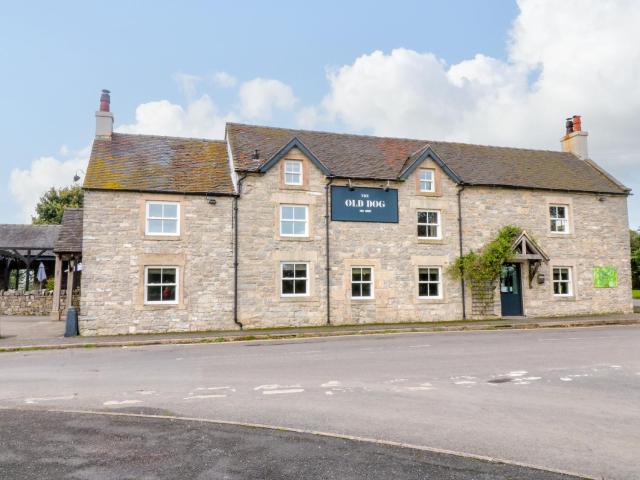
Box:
left=1, top=326, right=638, bottom=478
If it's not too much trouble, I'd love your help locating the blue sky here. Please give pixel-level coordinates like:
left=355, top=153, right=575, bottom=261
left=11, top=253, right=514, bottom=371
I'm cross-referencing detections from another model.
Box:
left=1, top=0, right=638, bottom=228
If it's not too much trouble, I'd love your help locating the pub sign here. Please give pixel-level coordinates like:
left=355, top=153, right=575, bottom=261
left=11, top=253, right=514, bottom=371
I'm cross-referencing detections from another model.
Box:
left=331, top=186, right=399, bottom=223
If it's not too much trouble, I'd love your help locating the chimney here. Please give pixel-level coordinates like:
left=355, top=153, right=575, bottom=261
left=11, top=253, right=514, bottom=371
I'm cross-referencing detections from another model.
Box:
left=560, top=114, right=588, bottom=159
left=95, top=89, right=113, bottom=138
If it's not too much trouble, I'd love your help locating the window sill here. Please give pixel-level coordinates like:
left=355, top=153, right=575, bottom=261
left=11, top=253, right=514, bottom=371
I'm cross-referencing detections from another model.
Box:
left=138, top=303, right=186, bottom=310
left=279, top=296, right=318, bottom=303
left=552, top=295, right=576, bottom=302
left=144, top=235, right=182, bottom=241
left=350, top=298, right=375, bottom=304
left=415, top=191, right=442, bottom=197
left=278, top=236, right=314, bottom=242
left=281, top=185, right=309, bottom=191
left=416, top=297, right=446, bottom=304
left=547, top=233, right=574, bottom=239
left=417, top=238, right=445, bottom=245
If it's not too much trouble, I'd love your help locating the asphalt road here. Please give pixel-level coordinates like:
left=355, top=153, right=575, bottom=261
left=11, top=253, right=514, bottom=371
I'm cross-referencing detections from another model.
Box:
left=1, top=326, right=639, bottom=479
left=0, top=409, right=581, bottom=480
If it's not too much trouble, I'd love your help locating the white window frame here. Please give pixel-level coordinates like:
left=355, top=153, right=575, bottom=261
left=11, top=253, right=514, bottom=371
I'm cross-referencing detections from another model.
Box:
left=552, top=267, right=573, bottom=297
left=280, top=205, right=308, bottom=237
left=419, top=169, right=435, bottom=192
left=144, top=266, right=179, bottom=305
left=280, top=262, right=309, bottom=297
left=417, top=210, right=441, bottom=239
left=145, top=201, right=180, bottom=236
left=549, top=205, right=569, bottom=234
left=418, top=266, right=443, bottom=299
left=351, top=266, right=374, bottom=299
left=284, top=160, right=303, bottom=186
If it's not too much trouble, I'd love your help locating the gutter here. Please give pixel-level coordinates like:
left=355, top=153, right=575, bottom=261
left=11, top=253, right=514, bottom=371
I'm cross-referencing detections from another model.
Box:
left=325, top=177, right=334, bottom=325
left=457, top=185, right=467, bottom=320
left=232, top=174, right=248, bottom=330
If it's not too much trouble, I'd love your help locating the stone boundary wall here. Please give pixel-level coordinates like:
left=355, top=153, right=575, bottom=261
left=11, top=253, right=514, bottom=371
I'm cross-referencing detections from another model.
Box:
left=0, top=290, right=80, bottom=316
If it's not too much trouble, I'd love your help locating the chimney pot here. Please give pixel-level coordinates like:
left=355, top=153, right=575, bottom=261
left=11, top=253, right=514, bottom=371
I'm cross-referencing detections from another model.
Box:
left=572, top=115, right=582, bottom=132
left=99, top=89, right=111, bottom=112
left=565, top=117, right=574, bottom=135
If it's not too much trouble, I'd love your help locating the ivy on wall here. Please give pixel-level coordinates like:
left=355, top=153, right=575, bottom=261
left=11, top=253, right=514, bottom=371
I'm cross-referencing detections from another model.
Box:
left=449, top=225, right=522, bottom=315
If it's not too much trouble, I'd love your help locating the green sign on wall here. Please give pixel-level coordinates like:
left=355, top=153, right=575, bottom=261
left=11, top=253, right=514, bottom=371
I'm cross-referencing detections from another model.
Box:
left=593, top=266, right=618, bottom=288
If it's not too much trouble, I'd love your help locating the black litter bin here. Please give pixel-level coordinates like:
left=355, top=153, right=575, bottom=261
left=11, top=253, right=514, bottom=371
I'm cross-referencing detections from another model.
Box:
left=64, top=306, right=79, bottom=337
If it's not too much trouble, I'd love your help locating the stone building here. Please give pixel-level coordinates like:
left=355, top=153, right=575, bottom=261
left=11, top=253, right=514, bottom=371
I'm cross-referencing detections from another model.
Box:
left=80, top=92, right=633, bottom=335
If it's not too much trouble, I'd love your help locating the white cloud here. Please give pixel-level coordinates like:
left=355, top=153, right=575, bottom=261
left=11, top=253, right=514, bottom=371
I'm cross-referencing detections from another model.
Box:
left=239, top=78, right=297, bottom=120
left=174, top=73, right=202, bottom=98
left=212, top=71, right=237, bottom=88
left=117, top=94, right=234, bottom=139
left=319, top=0, right=640, bottom=170
left=9, top=147, right=89, bottom=222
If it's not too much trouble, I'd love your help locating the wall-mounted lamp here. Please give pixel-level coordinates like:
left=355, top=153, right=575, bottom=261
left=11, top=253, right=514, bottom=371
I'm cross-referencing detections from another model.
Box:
left=384, top=180, right=390, bottom=192
left=348, top=179, right=354, bottom=191
left=206, top=193, right=217, bottom=205
left=73, top=169, right=86, bottom=183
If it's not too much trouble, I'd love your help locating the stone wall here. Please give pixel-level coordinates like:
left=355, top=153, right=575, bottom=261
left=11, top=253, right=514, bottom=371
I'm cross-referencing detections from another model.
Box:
left=79, top=190, right=235, bottom=335
left=0, top=289, right=78, bottom=316
left=80, top=150, right=633, bottom=334
left=237, top=149, right=463, bottom=328
left=462, top=187, right=633, bottom=317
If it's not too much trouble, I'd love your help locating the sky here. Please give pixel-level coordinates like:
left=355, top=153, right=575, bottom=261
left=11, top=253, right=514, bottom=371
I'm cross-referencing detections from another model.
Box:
left=0, top=0, right=638, bottom=228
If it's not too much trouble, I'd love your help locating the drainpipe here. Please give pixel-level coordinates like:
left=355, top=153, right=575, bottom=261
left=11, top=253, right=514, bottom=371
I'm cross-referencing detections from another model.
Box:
left=233, top=174, right=248, bottom=330
left=457, top=185, right=467, bottom=320
left=325, top=177, right=334, bottom=324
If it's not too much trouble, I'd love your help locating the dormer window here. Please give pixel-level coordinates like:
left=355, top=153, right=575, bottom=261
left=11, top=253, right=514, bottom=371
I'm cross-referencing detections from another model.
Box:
left=419, top=169, right=435, bottom=192
left=284, top=160, right=303, bottom=185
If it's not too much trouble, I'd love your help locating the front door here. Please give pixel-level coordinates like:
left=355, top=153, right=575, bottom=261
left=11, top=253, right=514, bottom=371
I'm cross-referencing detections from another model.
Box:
left=500, top=263, right=523, bottom=316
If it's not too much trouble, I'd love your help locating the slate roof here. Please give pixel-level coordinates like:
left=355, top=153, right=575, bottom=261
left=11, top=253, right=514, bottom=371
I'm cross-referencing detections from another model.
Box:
left=54, top=208, right=83, bottom=254
left=0, top=224, right=61, bottom=250
left=84, top=133, right=235, bottom=195
left=227, top=123, right=629, bottom=195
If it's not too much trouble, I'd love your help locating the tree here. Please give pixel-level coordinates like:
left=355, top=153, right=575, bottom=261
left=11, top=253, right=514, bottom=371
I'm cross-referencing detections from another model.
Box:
left=631, top=229, right=640, bottom=290
left=32, top=186, right=83, bottom=225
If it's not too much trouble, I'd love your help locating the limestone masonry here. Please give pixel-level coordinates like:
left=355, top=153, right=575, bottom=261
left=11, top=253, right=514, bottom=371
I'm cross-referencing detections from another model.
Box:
left=79, top=94, right=633, bottom=335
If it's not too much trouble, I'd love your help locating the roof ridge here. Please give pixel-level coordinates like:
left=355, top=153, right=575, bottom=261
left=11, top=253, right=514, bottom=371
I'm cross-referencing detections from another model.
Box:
left=226, top=122, right=571, bottom=156
left=111, top=132, right=225, bottom=143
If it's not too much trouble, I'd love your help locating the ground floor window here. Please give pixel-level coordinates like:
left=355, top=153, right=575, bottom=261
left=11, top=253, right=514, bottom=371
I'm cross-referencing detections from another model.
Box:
left=553, top=267, right=572, bottom=296
left=281, top=263, right=308, bottom=296
left=351, top=266, right=373, bottom=299
left=418, top=267, right=442, bottom=298
left=145, top=266, right=178, bottom=304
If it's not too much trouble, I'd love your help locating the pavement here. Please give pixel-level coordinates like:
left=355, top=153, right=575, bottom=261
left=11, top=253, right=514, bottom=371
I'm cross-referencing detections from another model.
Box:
left=1, top=312, right=640, bottom=351
left=1, top=325, right=638, bottom=479
left=0, top=409, right=582, bottom=480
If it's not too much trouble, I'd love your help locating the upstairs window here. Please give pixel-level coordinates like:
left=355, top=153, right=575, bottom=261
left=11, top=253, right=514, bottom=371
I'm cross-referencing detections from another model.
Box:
left=549, top=205, right=569, bottom=233
left=280, top=205, right=308, bottom=237
left=419, top=169, right=435, bottom=192
left=417, top=210, right=441, bottom=239
left=284, top=160, right=303, bottom=185
left=146, top=201, right=179, bottom=236
left=281, top=263, right=308, bottom=296
left=145, top=267, right=178, bottom=304
left=418, top=267, right=442, bottom=299
left=553, top=267, right=573, bottom=296
left=351, top=266, right=373, bottom=299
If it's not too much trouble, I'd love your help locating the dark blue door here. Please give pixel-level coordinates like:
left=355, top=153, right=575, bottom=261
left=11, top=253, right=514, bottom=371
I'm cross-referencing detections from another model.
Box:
left=500, top=263, right=523, bottom=316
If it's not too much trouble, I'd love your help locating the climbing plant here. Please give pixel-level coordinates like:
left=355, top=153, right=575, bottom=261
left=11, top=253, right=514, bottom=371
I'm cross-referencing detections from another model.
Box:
left=449, top=225, right=522, bottom=315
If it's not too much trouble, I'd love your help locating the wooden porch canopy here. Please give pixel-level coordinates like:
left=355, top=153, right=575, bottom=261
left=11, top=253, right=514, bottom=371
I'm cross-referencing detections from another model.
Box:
left=0, top=224, right=61, bottom=290
left=511, top=230, right=550, bottom=288
left=52, top=208, right=83, bottom=320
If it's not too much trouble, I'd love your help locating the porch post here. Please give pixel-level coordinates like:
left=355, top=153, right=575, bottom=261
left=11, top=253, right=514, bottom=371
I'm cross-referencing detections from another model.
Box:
left=51, top=254, right=63, bottom=320
left=65, top=258, right=75, bottom=313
